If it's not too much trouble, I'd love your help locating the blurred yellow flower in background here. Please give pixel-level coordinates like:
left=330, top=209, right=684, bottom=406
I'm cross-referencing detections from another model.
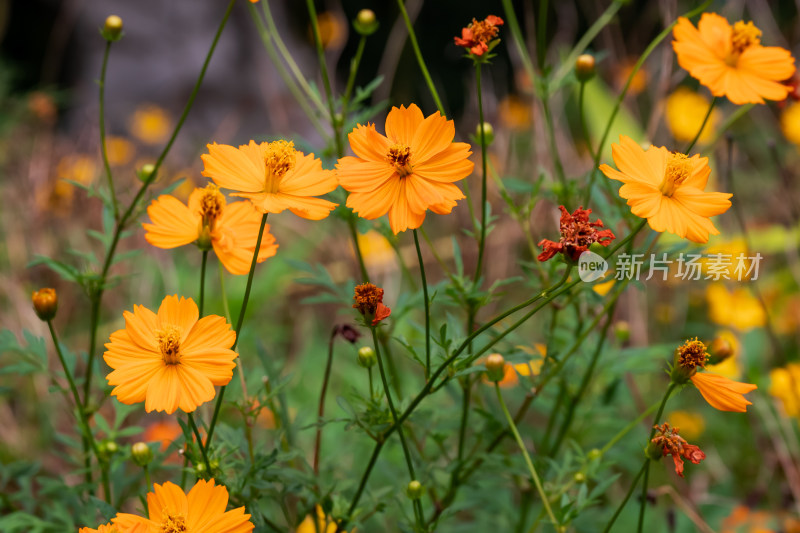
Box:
left=130, top=104, right=172, bottom=144
left=498, top=95, right=533, bottom=130
left=58, top=154, right=96, bottom=185
left=781, top=101, right=800, bottom=147
left=616, top=60, right=648, bottom=95
left=705, top=330, right=741, bottom=378
left=482, top=344, right=546, bottom=388
left=312, top=12, right=346, bottom=49
left=105, top=136, right=135, bottom=166
left=296, top=505, right=348, bottom=533
left=667, top=410, right=705, bottom=440
left=356, top=230, right=396, bottom=272
left=665, top=87, right=720, bottom=144
left=769, top=362, right=800, bottom=417
left=706, top=284, right=765, bottom=331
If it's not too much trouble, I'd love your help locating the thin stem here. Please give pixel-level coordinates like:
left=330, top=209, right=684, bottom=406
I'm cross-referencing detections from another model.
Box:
left=578, top=81, right=596, bottom=161
left=396, top=0, right=445, bottom=114
left=84, top=0, right=237, bottom=406
left=536, top=0, right=549, bottom=68
left=47, top=320, right=109, bottom=501
left=305, top=0, right=342, bottom=156
left=500, top=0, right=536, bottom=88
left=638, top=382, right=677, bottom=530
left=637, top=461, right=652, bottom=533
left=187, top=412, right=212, bottom=475
left=602, top=460, right=649, bottom=533
left=371, top=327, right=424, bottom=528
left=143, top=465, right=152, bottom=489
left=541, top=93, right=568, bottom=202
left=98, top=40, right=120, bottom=219
left=340, top=35, right=367, bottom=128
left=348, top=218, right=370, bottom=281
left=583, top=0, right=712, bottom=205
left=368, top=367, right=374, bottom=398
left=600, top=402, right=659, bottom=456
left=314, top=328, right=338, bottom=476
left=412, top=229, right=431, bottom=379
left=707, top=103, right=754, bottom=147
left=206, top=212, right=268, bottom=448
left=685, top=96, right=717, bottom=154
left=549, top=0, right=624, bottom=89
left=474, top=63, right=489, bottom=284
left=199, top=250, right=209, bottom=317
left=495, top=383, right=559, bottom=528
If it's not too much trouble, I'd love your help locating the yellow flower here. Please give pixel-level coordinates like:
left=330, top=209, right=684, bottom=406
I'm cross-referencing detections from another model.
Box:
left=130, top=104, right=172, bottom=144
left=312, top=12, right=346, bottom=49
left=781, top=101, right=800, bottom=147
left=705, top=330, right=741, bottom=379
left=356, top=230, right=396, bottom=272
left=58, top=154, right=97, bottom=185
left=106, top=136, right=135, bottom=166
left=103, top=295, right=237, bottom=414
left=498, top=95, right=533, bottom=130
left=706, top=284, right=766, bottom=331
left=667, top=410, right=705, bottom=441
left=113, top=479, right=254, bottom=533
left=202, top=140, right=338, bottom=220
left=673, top=13, right=796, bottom=104
left=665, top=87, right=721, bottom=144
left=79, top=523, right=124, bottom=533
left=599, top=135, right=732, bottom=243
left=296, top=505, right=350, bottom=533
left=769, top=363, right=800, bottom=417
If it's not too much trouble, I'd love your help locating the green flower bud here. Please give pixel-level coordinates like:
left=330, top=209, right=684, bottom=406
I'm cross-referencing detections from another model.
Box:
left=131, top=442, right=154, bottom=467
left=476, top=122, right=495, bottom=145
left=614, top=321, right=631, bottom=343
left=573, top=472, right=586, bottom=484
left=137, top=163, right=156, bottom=183
left=357, top=346, right=377, bottom=368
left=353, top=9, right=378, bottom=36
left=406, top=480, right=423, bottom=500
left=485, top=353, right=506, bottom=382
left=102, top=15, right=124, bottom=42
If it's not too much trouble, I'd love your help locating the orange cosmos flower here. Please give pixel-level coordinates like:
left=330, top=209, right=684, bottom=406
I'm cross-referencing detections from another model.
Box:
left=79, top=523, right=125, bottom=533
left=454, top=15, right=504, bottom=56
left=690, top=371, right=757, bottom=412
left=202, top=139, right=338, bottom=220
left=337, top=104, right=474, bottom=234
left=649, top=422, right=706, bottom=477
left=104, top=295, right=237, bottom=414
left=353, top=283, right=391, bottom=326
left=672, top=13, right=796, bottom=104
left=599, top=135, right=732, bottom=243
left=113, top=479, right=254, bottom=533
left=143, top=184, right=278, bottom=275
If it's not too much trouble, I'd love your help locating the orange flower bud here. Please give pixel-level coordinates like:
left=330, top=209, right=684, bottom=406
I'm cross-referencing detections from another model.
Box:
left=575, top=54, right=596, bottom=81
left=32, top=288, right=58, bottom=321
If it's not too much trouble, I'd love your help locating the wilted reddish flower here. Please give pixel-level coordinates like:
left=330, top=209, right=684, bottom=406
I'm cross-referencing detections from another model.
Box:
left=650, top=422, right=706, bottom=477
left=779, top=75, right=800, bottom=108
left=454, top=15, right=504, bottom=56
left=538, top=206, right=615, bottom=262
left=353, top=283, right=391, bottom=326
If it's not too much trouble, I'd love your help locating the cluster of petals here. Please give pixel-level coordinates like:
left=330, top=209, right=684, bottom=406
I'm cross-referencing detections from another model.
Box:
left=454, top=15, right=504, bottom=56
left=538, top=205, right=615, bottom=262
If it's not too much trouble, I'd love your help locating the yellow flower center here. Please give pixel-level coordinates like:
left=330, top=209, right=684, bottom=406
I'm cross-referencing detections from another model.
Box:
left=199, top=184, right=226, bottom=228
left=727, top=21, right=762, bottom=65
left=160, top=513, right=187, bottom=533
left=263, top=140, right=296, bottom=194
left=659, top=152, right=691, bottom=197
left=156, top=325, right=182, bottom=365
left=386, top=143, right=413, bottom=177
left=677, top=338, right=709, bottom=370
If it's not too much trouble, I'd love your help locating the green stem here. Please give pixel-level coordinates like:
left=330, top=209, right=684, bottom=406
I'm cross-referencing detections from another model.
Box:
left=578, top=81, right=596, bottom=161
left=495, top=383, right=559, bottom=528
left=602, top=460, right=649, bottom=533
left=536, top=0, right=549, bottom=68
left=396, top=0, right=445, bottom=114
left=199, top=250, right=208, bottom=317
left=206, top=212, right=268, bottom=448
left=305, top=0, right=342, bottom=156
left=412, top=229, right=431, bottom=379
left=84, top=0, right=237, bottom=407
left=707, top=103, right=753, bottom=147
left=98, top=40, right=120, bottom=219
left=500, top=0, right=536, bottom=89
left=549, top=0, right=624, bottom=89
left=219, top=261, right=232, bottom=323
left=314, top=327, right=338, bottom=476
left=248, top=2, right=329, bottom=139
left=187, top=412, right=212, bottom=475
left=583, top=0, right=712, bottom=205
left=685, top=96, right=717, bottom=154
left=541, top=93, right=568, bottom=202
left=371, top=327, right=424, bottom=528
left=638, top=382, right=677, bottom=531
left=47, top=320, right=109, bottom=501
left=143, top=465, right=152, bottom=489
left=474, top=63, right=489, bottom=285
left=600, top=402, right=659, bottom=456
left=348, top=217, right=370, bottom=281
left=341, top=35, right=367, bottom=128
